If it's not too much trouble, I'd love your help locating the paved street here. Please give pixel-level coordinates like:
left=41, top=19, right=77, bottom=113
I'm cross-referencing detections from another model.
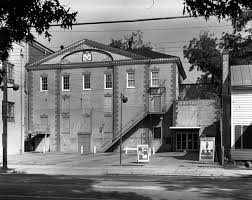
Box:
left=0, top=174, right=252, bottom=200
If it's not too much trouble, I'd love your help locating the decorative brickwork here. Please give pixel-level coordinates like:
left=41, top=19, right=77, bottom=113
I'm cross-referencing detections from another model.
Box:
left=55, top=69, right=61, bottom=151
left=113, top=66, right=119, bottom=139
left=144, top=63, right=150, bottom=113
left=27, top=71, right=34, bottom=131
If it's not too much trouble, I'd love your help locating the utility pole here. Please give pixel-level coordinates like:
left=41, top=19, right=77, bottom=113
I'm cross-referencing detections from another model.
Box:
left=1, top=61, right=19, bottom=170
left=2, top=61, right=8, bottom=169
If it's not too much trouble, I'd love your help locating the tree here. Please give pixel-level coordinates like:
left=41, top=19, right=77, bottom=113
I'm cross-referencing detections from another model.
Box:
left=220, top=32, right=252, bottom=65
left=0, top=0, right=77, bottom=62
left=183, top=31, right=222, bottom=84
left=184, top=30, right=252, bottom=87
left=109, top=30, right=152, bottom=50
left=183, top=0, right=252, bottom=32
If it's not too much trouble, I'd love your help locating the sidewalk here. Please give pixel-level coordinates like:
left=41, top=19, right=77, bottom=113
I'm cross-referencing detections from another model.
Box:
left=2, top=152, right=252, bottom=177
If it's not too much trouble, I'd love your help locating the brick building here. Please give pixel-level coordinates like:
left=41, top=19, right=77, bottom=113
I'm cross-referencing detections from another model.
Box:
left=26, top=39, right=187, bottom=153
left=0, top=40, right=53, bottom=155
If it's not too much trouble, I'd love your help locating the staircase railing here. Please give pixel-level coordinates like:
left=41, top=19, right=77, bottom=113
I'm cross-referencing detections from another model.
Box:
left=100, top=109, right=147, bottom=152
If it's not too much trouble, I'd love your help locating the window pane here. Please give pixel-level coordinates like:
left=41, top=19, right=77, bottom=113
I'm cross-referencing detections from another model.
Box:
left=105, top=74, right=112, bottom=89
left=63, top=76, right=70, bottom=90
left=151, top=71, right=159, bottom=86
left=41, top=77, right=48, bottom=91
left=84, top=74, right=91, bottom=89
left=127, top=72, right=135, bottom=87
left=7, top=102, right=15, bottom=122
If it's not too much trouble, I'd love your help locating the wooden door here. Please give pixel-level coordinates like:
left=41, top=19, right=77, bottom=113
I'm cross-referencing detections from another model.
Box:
left=78, top=134, right=90, bottom=153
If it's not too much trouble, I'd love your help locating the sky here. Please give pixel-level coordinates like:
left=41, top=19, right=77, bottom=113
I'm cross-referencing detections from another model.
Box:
left=36, top=0, right=234, bottom=83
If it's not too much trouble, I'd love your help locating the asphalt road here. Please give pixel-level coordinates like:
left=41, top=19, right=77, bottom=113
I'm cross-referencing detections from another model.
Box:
left=0, top=174, right=252, bottom=200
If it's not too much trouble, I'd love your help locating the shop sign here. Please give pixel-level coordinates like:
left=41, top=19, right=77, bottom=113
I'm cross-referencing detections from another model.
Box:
left=199, top=137, right=215, bottom=162
left=137, top=144, right=149, bottom=163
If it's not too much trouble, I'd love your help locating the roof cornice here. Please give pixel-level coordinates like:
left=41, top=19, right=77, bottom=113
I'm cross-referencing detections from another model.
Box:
left=27, top=39, right=147, bottom=67
left=26, top=57, right=181, bottom=71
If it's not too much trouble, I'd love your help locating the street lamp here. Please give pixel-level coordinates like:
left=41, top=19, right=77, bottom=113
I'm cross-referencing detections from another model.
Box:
left=120, top=93, right=128, bottom=165
left=1, top=62, right=19, bottom=170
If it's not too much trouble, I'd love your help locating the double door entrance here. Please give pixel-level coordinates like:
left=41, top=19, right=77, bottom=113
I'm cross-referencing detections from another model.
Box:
left=176, top=131, right=199, bottom=151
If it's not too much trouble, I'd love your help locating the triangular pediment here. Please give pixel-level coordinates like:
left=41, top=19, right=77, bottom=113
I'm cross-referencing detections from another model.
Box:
left=28, top=39, right=147, bottom=67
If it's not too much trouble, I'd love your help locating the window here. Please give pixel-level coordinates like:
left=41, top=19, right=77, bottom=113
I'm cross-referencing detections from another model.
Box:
left=151, top=71, right=159, bottom=87
left=7, top=102, right=15, bottom=122
left=40, top=76, right=48, bottom=91
left=62, top=115, right=70, bottom=133
left=153, top=127, right=161, bottom=139
left=7, top=63, right=14, bottom=83
left=104, top=96, right=112, bottom=113
left=176, top=132, right=198, bottom=151
left=104, top=74, right=112, bottom=89
left=234, top=125, right=252, bottom=149
left=83, top=74, right=91, bottom=90
left=40, top=115, right=48, bottom=132
left=62, top=75, right=70, bottom=91
left=127, top=72, right=135, bottom=88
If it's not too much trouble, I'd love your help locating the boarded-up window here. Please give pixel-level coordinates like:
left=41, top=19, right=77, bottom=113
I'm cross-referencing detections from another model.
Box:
left=40, top=114, right=48, bottom=132
left=104, top=96, right=112, bottom=113
left=62, top=116, right=70, bottom=133
left=62, top=95, right=70, bottom=114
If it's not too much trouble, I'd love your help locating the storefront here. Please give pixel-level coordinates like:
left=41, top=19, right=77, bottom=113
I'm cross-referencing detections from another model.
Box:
left=170, top=127, right=200, bottom=151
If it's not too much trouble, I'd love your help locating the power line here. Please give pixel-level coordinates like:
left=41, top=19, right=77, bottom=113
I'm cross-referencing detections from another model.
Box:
left=48, top=15, right=194, bottom=27
left=35, top=24, right=231, bottom=32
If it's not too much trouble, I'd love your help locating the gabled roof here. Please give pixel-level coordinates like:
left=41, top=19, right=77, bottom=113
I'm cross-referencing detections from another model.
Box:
left=128, top=49, right=186, bottom=79
left=231, top=65, right=252, bottom=86
left=28, top=38, right=147, bottom=67
left=128, top=49, right=177, bottom=59
left=29, top=40, right=55, bottom=55
left=27, top=39, right=186, bottom=79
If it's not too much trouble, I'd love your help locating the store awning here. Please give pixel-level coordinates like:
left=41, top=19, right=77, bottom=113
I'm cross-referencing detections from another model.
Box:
left=170, top=126, right=201, bottom=129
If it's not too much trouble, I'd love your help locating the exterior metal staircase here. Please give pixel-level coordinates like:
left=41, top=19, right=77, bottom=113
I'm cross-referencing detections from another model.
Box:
left=100, top=110, right=147, bottom=152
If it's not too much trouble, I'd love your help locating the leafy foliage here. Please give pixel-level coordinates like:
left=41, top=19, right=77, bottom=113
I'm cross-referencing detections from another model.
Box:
left=183, top=0, right=252, bottom=31
left=109, top=30, right=152, bottom=50
left=0, top=0, right=77, bottom=61
left=183, top=31, right=222, bottom=84
left=184, top=30, right=252, bottom=87
left=220, top=33, right=252, bottom=65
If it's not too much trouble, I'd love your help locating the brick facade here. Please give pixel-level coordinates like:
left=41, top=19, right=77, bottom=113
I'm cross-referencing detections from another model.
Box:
left=26, top=39, right=186, bottom=153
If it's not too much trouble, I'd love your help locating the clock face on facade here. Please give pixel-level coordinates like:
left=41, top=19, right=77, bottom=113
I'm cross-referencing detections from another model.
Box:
left=82, top=51, right=92, bottom=62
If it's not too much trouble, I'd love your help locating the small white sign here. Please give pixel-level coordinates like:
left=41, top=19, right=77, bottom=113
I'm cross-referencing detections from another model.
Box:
left=137, top=144, right=149, bottom=163
left=199, top=137, right=215, bottom=162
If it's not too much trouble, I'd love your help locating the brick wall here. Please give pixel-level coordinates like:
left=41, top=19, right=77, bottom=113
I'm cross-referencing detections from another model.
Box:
left=29, top=61, right=181, bottom=153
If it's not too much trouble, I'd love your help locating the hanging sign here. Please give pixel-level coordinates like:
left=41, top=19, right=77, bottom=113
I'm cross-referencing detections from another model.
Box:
left=137, top=144, right=150, bottom=163
left=199, top=137, right=215, bottom=162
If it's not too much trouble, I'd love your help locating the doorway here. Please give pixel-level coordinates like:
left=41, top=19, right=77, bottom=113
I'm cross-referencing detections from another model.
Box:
left=176, top=131, right=199, bottom=151
left=78, top=134, right=91, bottom=153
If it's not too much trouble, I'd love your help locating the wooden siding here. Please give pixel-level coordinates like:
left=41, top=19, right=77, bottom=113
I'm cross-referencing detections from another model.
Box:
left=231, top=149, right=252, bottom=161
left=232, top=91, right=252, bottom=125
left=231, top=90, right=252, bottom=153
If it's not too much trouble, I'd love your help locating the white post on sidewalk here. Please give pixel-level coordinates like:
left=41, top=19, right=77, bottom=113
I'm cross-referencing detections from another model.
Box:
left=93, top=145, right=96, bottom=154
left=81, top=145, right=84, bottom=154
left=149, top=148, right=151, bottom=156
left=152, top=147, right=155, bottom=155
